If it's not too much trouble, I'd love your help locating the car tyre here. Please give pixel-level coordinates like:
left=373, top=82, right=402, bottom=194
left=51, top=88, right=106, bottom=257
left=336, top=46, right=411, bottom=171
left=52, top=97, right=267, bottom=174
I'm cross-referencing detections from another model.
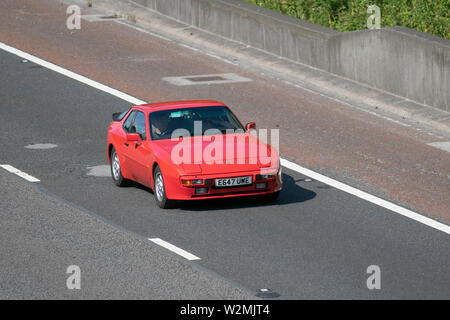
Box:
left=110, top=147, right=130, bottom=187
left=153, top=166, right=175, bottom=209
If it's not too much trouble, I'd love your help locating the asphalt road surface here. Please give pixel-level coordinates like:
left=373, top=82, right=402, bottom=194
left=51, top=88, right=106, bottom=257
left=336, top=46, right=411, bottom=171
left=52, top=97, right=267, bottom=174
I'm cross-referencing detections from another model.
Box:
left=0, top=169, right=255, bottom=299
left=0, top=47, right=448, bottom=299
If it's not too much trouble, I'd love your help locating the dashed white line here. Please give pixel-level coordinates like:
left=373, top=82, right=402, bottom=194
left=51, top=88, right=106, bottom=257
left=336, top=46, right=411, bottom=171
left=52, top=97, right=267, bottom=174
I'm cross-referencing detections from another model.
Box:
left=149, top=238, right=201, bottom=261
left=1, top=40, right=448, bottom=234
left=0, top=164, right=40, bottom=182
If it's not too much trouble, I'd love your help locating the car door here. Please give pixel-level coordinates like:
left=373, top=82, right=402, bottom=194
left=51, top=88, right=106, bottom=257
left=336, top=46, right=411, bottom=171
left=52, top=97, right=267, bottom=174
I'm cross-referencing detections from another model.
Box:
left=123, top=110, right=153, bottom=186
left=113, top=109, right=137, bottom=178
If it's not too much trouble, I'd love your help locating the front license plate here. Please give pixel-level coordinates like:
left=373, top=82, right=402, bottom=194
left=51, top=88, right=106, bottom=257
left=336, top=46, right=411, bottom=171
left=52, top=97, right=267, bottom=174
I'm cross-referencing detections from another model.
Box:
left=215, top=176, right=252, bottom=187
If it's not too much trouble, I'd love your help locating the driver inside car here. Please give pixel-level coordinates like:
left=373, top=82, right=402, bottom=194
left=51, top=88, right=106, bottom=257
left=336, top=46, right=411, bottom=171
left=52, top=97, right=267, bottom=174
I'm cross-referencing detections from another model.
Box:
left=151, top=113, right=169, bottom=137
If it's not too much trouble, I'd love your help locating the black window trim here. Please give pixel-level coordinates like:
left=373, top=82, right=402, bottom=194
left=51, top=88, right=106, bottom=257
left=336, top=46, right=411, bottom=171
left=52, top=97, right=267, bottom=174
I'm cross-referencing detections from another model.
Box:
left=148, top=105, right=244, bottom=141
left=133, top=110, right=147, bottom=141
left=123, top=109, right=147, bottom=141
left=122, top=110, right=137, bottom=134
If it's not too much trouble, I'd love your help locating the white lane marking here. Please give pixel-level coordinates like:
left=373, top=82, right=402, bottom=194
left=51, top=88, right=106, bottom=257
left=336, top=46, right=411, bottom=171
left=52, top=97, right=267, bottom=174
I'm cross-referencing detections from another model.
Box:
left=0, top=164, right=40, bottom=182
left=0, top=42, right=145, bottom=106
left=149, top=238, right=201, bottom=261
left=281, top=159, right=450, bottom=234
left=163, top=73, right=252, bottom=86
left=427, top=141, right=450, bottom=153
left=1, top=41, right=448, bottom=234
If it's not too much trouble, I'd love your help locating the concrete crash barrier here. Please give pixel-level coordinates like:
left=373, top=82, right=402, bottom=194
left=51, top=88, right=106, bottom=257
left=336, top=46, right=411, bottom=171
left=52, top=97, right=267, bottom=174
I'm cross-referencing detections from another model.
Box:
left=130, top=0, right=449, bottom=112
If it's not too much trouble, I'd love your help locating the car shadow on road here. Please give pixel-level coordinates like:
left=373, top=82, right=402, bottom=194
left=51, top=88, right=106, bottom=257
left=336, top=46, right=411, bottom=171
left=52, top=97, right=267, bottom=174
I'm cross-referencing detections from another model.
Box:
left=177, top=173, right=316, bottom=211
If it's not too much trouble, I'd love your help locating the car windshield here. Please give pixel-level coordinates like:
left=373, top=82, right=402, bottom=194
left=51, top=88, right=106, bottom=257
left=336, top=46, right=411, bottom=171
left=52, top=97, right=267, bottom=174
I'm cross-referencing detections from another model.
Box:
left=149, top=106, right=244, bottom=140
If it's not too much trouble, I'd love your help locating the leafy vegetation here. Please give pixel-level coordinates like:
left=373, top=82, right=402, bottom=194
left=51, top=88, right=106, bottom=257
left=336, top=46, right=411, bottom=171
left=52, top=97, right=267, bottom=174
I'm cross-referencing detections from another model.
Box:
left=242, top=0, right=450, bottom=39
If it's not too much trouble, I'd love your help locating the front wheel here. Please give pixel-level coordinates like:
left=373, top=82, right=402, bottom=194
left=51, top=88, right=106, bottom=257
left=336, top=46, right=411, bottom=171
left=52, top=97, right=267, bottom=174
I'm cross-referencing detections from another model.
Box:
left=153, top=166, right=175, bottom=209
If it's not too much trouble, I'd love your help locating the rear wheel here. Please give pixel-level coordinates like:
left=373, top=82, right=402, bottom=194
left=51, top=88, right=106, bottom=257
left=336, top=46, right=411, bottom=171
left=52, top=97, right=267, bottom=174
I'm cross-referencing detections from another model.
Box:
left=110, top=147, right=130, bottom=187
left=153, top=166, right=175, bottom=209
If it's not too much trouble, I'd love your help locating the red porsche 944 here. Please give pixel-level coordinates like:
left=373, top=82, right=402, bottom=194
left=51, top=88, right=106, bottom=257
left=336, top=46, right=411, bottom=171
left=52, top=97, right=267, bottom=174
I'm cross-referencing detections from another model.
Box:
left=107, top=100, right=282, bottom=208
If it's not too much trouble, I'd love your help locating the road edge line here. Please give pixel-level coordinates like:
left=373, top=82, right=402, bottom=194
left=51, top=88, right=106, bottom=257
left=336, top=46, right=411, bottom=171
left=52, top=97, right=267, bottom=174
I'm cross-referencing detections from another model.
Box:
left=281, top=159, right=449, bottom=234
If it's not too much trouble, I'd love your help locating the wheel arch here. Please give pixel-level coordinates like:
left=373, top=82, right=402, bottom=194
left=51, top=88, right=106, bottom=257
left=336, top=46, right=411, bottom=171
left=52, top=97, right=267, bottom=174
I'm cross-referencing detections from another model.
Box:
left=151, top=161, right=159, bottom=189
left=107, top=144, right=114, bottom=163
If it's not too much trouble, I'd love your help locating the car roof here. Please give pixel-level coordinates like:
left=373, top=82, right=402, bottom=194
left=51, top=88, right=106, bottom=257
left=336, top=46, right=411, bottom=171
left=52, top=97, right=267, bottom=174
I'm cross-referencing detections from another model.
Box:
left=133, top=100, right=227, bottom=112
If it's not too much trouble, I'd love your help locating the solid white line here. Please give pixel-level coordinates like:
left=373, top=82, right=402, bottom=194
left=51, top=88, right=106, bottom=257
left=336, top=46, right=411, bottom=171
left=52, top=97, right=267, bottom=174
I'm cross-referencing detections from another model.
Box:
left=281, top=159, right=450, bottom=234
left=1, top=41, right=448, bottom=234
left=0, top=164, right=40, bottom=182
left=149, top=238, right=201, bottom=261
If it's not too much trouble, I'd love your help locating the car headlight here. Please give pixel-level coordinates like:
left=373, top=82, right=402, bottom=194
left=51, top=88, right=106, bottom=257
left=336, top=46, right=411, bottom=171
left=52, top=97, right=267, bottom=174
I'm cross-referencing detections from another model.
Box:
left=181, top=179, right=203, bottom=185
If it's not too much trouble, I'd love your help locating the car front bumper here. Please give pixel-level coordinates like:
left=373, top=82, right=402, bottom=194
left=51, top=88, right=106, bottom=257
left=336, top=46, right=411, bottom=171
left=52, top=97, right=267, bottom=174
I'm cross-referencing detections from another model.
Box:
left=166, top=170, right=282, bottom=200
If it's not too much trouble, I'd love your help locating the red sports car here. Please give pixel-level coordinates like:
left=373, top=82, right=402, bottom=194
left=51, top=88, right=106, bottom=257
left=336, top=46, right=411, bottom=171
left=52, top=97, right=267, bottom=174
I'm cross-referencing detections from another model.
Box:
left=107, top=100, right=282, bottom=208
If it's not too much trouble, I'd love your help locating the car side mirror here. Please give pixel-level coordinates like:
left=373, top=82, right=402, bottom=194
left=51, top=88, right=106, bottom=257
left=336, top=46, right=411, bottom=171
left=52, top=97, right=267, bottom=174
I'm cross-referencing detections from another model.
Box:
left=126, top=133, right=141, bottom=142
left=245, top=122, right=256, bottom=131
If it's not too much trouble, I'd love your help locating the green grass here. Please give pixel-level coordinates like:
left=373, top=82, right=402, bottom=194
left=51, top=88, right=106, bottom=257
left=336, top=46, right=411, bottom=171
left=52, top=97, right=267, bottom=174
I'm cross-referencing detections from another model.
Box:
left=242, top=0, right=450, bottom=39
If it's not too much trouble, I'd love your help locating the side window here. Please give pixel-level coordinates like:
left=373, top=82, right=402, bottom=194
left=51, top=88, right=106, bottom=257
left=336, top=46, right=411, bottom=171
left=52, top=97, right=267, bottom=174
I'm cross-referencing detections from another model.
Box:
left=123, top=110, right=137, bottom=133
left=131, top=111, right=146, bottom=140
